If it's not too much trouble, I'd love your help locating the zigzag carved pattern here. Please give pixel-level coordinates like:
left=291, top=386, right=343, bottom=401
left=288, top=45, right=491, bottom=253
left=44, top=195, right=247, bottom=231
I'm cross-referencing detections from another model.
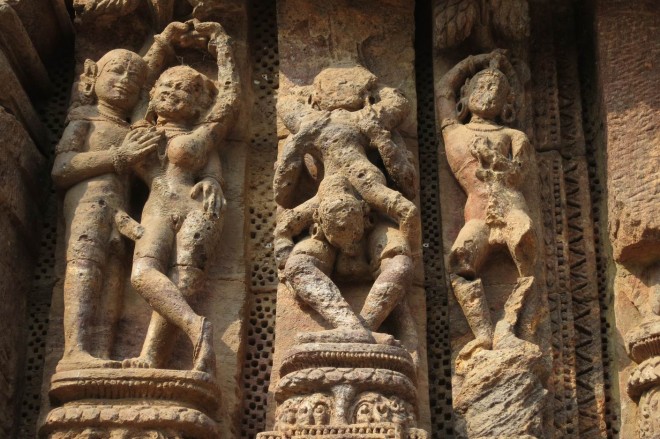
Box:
left=562, top=158, right=608, bottom=437
left=539, top=153, right=579, bottom=438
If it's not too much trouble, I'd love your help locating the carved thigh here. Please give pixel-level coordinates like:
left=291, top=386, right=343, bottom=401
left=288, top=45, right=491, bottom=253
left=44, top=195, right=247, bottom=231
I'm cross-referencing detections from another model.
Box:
left=367, top=221, right=411, bottom=274
left=65, top=200, right=116, bottom=264
left=449, top=219, right=490, bottom=276
left=133, top=211, right=175, bottom=266
left=173, top=209, right=223, bottom=270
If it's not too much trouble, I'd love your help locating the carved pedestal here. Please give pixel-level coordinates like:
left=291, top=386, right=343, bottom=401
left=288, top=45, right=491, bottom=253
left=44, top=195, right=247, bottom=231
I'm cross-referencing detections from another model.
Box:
left=40, top=369, right=221, bottom=438
left=258, top=343, right=427, bottom=439
left=626, top=318, right=660, bottom=438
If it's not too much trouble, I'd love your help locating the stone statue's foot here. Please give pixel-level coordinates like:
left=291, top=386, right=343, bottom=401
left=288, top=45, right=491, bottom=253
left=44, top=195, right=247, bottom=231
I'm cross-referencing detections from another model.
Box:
left=56, top=352, right=121, bottom=372
left=456, top=336, right=492, bottom=364
left=295, top=328, right=376, bottom=345
left=372, top=331, right=401, bottom=346
left=193, top=318, right=216, bottom=375
left=492, top=321, right=520, bottom=350
left=121, top=356, right=156, bottom=369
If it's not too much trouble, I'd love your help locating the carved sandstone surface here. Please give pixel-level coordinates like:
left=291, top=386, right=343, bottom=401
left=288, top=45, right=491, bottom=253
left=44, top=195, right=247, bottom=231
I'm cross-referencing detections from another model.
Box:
left=434, top=0, right=529, bottom=51
left=40, top=18, right=248, bottom=438
left=596, top=1, right=660, bottom=438
left=436, top=50, right=550, bottom=438
left=261, top=1, right=429, bottom=437
left=453, top=341, right=547, bottom=439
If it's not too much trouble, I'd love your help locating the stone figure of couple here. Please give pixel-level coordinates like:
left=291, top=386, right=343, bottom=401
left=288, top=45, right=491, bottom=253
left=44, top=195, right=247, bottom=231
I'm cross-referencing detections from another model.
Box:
left=273, top=65, right=420, bottom=345
left=52, top=19, right=238, bottom=375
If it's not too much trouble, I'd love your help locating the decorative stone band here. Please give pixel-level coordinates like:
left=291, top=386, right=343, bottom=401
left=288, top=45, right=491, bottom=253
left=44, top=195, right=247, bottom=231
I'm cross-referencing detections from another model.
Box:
left=48, top=368, right=221, bottom=413
left=280, top=343, right=417, bottom=382
left=41, top=368, right=222, bottom=438
left=624, top=318, right=660, bottom=438
left=40, top=403, right=219, bottom=438
left=625, top=318, right=660, bottom=364
left=258, top=341, right=427, bottom=438
left=256, top=422, right=428, bottom=439
left=628, top=356, right=660, bottom=400
left=276, top=367, right=417, bottom=404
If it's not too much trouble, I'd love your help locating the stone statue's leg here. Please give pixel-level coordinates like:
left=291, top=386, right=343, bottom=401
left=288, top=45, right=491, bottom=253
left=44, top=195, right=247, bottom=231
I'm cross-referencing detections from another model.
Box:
left=137, top=209, right=224, bottom=370
left=354, top=178, right=420, bottom=254
left=448, top=220, right=493, bottom=352
left=59, top=200, right=120, bottom=370
left=97, top=250, right=126, bottom=359
left=504, top=209, right=537, bottom=278
left=130, top=211, right=213, bottom=372
left=62, top=259, right=103, bottom=361
left=493, top=209, right=538, bottom=346
left=448, top=219, right=490, bottom=279
left=361, top=223, right=412, bottom=331
left=283, top=238, right=366, bottom=332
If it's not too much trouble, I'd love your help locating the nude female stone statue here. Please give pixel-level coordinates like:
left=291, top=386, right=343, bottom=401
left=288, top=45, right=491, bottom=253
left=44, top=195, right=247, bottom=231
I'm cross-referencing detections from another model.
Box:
left=274, top=65, right=418, bottom=343
left=51, top=22, right=199, bottom=371
left=125, top=21, right=238, bottom=373
left=437, top=50, right=537, bottom=356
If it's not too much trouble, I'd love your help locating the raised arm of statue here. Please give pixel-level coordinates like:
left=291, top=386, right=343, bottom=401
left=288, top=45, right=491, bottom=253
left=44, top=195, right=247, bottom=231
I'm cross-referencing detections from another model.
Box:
left=273, top=134, right=309, bottom=208
left=196, top=21, right=240, bottom=136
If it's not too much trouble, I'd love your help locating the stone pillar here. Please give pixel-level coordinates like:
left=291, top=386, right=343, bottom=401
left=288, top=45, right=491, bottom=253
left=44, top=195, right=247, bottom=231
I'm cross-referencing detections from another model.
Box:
left=595, top=0, right=660, bottom=437
left=259, top=1, right=430, bottom=438
left=0, top=3, right=54, bottom=436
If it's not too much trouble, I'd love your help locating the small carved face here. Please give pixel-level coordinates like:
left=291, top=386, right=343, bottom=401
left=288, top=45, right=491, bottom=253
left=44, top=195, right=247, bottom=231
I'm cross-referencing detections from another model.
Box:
left=312, top=66, right=376, bottom=112
left=151, top=66, right=214, bottom=123
left=312, top=402, right=331, bottom=425
left=94, top=52, right=146, bottom=111
left=467, top=72, right=510, bottom=119
left=352, top=392, right=413, bottom=425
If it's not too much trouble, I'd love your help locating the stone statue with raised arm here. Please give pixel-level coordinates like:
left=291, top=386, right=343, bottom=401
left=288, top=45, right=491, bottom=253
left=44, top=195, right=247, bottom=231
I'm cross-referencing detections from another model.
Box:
left=437, top=50, right=538, bottom=357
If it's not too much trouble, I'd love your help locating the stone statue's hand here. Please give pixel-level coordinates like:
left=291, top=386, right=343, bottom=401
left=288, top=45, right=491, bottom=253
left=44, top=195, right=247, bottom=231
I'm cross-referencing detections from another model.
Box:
left=192, top=21, right=228, bottom=56
left=274, top=241, right=293, bottom=273
left=114, top=127, right=161, bottom=172
left=469, top=137, right=495, bottom=165
left=160, top=21, right=193, bottom=46
left=191, top=177, right=225, bottom=218
left=114, top=210, right=144, bottom=241
left=274, top=209, right=299, bottom=269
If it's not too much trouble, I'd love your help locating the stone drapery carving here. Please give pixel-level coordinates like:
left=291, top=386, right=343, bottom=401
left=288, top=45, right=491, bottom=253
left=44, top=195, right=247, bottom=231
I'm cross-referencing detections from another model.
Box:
left=259, top=63, right=427, bottom=439
left=437, top=50, right=548, bottom=438
left=41, top=20, right=239, bottom=438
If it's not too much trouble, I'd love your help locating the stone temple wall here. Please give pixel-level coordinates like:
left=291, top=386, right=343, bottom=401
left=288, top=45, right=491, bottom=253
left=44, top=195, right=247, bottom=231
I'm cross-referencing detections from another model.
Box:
left=0, top=0, right=656, bottom=438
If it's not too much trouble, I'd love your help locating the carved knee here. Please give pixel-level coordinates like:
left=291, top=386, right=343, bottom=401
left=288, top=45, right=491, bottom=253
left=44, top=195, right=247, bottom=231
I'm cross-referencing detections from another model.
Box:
left=449, top=246, right=477, bottom=279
